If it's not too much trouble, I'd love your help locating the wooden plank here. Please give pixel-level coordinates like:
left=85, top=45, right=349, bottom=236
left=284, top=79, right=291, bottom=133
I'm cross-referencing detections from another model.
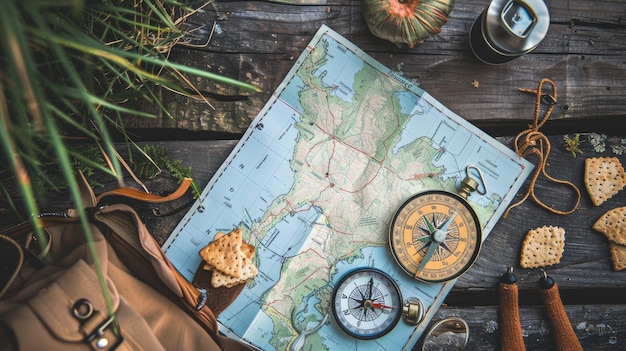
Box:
left=428, top=304, right=626, bottom=350
left=123, top=0, right=626, bottom=134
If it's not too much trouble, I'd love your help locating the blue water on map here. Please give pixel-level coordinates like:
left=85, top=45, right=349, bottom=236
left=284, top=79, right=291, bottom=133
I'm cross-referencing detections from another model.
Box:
left=312, top=38, right=364, bottom=103
left=219, top=100, right=302, bottom=225
left=263, top=205, right=323, bottom=257
left=395, top=91, right=421, bottom=115
left=280, top=75, right=305, bottom=113
left=392, top=96, right=436, bottom=154
left=221, top=206, right=325, bottom=347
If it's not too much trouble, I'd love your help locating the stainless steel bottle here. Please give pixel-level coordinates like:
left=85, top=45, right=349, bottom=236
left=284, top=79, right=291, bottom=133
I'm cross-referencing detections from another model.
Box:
left=469, top=0, right=550, bottom=64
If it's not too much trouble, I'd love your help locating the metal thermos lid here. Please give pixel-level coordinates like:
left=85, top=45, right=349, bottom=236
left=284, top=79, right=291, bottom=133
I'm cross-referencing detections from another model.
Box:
left=470, top=0, right=550, bottom=64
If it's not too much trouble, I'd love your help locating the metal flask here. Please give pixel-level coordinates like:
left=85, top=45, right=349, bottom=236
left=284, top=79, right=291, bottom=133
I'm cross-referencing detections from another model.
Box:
left=469, top=0, right=550, bottom=64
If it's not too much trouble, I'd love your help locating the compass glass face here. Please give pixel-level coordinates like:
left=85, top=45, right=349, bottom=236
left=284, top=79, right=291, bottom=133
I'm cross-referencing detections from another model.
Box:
left=332, top=268, right=402, bottom=339
left=389, top=190, right=481, bottom=283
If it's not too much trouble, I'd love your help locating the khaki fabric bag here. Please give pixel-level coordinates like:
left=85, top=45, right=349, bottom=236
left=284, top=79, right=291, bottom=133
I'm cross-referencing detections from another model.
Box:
left=0, top=177, right=255, bottom=351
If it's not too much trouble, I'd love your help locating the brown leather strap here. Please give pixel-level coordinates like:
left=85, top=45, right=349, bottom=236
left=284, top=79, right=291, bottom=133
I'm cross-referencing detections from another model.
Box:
left=75, top=168, right=192, bottom=206
left=96, top=177, right=193, bottom=204
left=167, top=249, right=219, bottom=332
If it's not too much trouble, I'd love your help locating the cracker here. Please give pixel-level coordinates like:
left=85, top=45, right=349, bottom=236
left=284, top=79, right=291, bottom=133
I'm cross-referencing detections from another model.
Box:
left=199, top=229, right=245, bottom=278
left=211, top=256, right=259, bottom=288
left=211, top=231, right=255, bottom=258
left=519, top=226, right=565, bottom=269
left=202, top=232, right=227, bottom=271
left=203, top=240, right=255, bottom=271
left=592, top=206, right=626, bottom=245
left=198, top=228, right=259, bottom=287
left=584, top=157, right=626, bottom=206
left=609, top=243, right=626, bottom=271
left=201, top=231, right=255, bottom=271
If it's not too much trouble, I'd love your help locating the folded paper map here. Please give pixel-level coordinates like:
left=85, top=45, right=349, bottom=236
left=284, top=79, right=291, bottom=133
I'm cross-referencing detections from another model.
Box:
left=164, top=25, right=532, bottom=351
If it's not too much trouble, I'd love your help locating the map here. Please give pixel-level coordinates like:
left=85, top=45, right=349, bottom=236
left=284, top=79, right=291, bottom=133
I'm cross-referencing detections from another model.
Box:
left=163, top=25, right=533, bottom=351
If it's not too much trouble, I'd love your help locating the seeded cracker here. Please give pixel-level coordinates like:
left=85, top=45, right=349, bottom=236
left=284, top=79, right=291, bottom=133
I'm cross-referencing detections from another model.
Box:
left=199, top=228, right=245, bottom=278
left=584, top=157, right=626, bottom=206
left=592, top=206, right=626, bottom=246
left=211, top=256, right=259, bottom=288
left=519, top=226, right=565, bottom=269
left=203, top=232, right=256, bottom=271
left=198, top=228, right=259, bottom=288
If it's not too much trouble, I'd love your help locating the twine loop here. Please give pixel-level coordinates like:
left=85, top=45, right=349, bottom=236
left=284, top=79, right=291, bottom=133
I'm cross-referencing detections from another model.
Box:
left=503, top=78, right=580, bottom=218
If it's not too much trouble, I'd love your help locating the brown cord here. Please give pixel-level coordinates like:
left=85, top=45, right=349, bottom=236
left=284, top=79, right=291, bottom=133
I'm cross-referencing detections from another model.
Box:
left=503, top=78, right=581, bottom=218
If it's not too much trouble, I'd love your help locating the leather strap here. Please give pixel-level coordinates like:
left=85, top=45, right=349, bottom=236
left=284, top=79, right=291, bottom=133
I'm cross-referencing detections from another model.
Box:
left=75, top=170, right=194, bottom=207
left=96, top=178, right=194, bottom=204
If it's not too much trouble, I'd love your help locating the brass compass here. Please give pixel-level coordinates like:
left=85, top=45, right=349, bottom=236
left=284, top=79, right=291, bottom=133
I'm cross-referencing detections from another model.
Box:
left=389, top=167, right=485, bottom=283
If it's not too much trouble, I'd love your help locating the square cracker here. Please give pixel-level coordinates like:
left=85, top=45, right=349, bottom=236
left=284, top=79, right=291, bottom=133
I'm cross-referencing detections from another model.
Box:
left=199, top=229, right=245, bottom=278
left=584, top=157, right=626, bottom=206
left=212, top=231, right=255, bottom=257
left=211, top=256, right=259, bottom=288
left=202, top=232, right=256, bottom=271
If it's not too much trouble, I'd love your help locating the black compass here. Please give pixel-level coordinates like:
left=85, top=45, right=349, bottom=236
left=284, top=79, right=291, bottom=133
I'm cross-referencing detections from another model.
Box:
left=331, top=268, right=403, bottom=339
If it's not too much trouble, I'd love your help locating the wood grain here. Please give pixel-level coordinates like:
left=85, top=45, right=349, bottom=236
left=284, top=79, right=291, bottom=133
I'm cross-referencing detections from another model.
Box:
left=429, top=304, right=625, bottom=351
left=122, top=0, right=626, bottom=135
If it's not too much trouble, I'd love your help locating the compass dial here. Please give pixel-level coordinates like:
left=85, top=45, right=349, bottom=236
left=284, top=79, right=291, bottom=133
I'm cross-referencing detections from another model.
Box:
left=331, top=268, right=402, bottom=339
left=389, top=190, right=482, bottom=283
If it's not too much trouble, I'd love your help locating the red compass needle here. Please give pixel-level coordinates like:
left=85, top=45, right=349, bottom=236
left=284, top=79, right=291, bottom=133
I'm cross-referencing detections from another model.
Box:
left=371, top=303, right=393, bottom=310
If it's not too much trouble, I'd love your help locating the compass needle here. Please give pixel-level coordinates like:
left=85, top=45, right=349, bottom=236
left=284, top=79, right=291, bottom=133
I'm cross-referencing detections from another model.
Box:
left=424, top=215, right=436, bottom=233
left=417, top=241, right=439, bottom=276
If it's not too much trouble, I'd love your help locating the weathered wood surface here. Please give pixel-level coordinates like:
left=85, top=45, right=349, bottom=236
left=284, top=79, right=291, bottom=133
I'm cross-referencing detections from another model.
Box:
left=121, top=133, right=626, bottom=351
left=432, top=304, right=625, bottom=350
left=123, top=0, right=626, bottom=136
